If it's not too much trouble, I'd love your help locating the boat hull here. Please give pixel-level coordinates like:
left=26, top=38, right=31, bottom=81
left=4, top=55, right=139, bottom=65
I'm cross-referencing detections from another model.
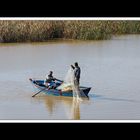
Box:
left=29, top=78, right=91, bottom=97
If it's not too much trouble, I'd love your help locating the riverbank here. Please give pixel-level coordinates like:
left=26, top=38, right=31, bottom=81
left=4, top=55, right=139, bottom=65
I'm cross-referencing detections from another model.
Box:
left=0, top=21, right=140, bottom=43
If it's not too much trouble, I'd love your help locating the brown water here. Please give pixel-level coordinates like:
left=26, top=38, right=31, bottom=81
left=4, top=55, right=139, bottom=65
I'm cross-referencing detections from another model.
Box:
left=1, top=35, right=140, bottom=120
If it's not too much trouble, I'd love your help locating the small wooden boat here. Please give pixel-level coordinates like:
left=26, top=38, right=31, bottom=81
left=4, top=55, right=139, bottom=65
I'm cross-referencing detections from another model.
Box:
left=29, top=78, right=91, bottom=97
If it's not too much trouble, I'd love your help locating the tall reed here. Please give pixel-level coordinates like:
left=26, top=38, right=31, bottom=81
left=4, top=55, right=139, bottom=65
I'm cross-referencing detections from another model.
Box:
left=0, top=20, right=140, bottom=42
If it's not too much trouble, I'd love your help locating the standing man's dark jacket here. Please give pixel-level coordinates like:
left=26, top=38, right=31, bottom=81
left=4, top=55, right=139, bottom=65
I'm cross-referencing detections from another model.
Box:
left=74, top=66, right=81, bottom=84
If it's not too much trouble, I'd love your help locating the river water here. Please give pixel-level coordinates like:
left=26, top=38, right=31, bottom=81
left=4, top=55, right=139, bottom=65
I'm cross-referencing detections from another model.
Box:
left=0, top=35, right=140, bottom=120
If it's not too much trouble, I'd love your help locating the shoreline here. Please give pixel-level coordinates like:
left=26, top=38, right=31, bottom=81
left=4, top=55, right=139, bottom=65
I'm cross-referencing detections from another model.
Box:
left=0, top=34, right=139, bottom=45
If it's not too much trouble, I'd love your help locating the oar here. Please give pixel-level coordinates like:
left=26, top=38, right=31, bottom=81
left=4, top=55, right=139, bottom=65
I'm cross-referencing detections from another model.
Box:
left=54, top=78, right=64, bottom=83
left=32, top=87, right=48, bottom=97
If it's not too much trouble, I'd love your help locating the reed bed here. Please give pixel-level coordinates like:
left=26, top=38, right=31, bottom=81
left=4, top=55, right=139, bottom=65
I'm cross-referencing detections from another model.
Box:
left=0, top=20, right=140, bottom=42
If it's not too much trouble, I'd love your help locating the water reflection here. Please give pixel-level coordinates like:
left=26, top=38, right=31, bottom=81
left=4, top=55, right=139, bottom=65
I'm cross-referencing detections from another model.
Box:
left=70, top=98, right=80, bottom=120
left=33, top=95, right=89, bottom=120
left=62, top=97, right=81, bottom=120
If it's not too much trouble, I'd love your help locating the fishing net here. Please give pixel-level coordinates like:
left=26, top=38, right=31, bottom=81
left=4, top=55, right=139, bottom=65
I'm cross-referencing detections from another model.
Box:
left=57, top=67, right=73, bottom=92
left=57, top=67, right=82, bottom=100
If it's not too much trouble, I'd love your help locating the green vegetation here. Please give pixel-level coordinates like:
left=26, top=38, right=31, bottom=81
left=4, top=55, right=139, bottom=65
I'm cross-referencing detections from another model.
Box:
left=0, top=20, right=140, bottom=42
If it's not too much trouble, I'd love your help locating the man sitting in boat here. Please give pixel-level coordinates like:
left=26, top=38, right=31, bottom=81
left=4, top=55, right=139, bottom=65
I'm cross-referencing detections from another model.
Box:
left=44, top=71, right=56, bottom=89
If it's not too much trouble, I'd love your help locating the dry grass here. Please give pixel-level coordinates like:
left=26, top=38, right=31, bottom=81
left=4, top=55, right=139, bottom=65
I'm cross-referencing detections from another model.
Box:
left=0, top=20, right=140, bottom=42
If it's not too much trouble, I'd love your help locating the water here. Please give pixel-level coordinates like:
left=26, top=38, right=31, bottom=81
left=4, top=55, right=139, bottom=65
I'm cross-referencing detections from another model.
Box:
left=0, top=35, right=140, bottom=120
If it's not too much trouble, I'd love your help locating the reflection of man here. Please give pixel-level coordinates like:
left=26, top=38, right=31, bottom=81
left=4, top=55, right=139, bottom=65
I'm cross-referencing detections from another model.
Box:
left=71, top=98, right=80, bottom=120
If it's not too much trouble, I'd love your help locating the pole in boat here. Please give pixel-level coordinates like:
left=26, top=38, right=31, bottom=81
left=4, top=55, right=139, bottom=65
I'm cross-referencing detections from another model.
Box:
left=30, top=78, right=48, bottom=97
left=32, top=87, right=47, bottom=97
left=54, top=78, right=64, bottom=83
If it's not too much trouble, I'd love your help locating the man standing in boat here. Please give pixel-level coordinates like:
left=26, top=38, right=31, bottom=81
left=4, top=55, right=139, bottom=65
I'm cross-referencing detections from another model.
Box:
left=71, top=62, right=82, bottom=99
left=71, top=62, right=81, bottom=86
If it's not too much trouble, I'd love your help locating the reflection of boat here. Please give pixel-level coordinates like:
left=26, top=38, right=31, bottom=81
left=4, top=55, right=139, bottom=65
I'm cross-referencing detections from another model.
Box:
left=38, top=95, right=83, bottom=119
left=32, top=94, right=90, bottom=119
left=29, top=78, right=91, bottom=97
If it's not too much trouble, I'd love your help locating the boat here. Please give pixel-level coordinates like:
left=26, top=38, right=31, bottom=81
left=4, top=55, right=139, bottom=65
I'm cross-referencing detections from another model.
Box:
left=29, top=78, right=91, bottom=97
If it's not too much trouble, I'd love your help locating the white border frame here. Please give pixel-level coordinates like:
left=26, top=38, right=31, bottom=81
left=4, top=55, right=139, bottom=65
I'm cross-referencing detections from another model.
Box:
left=0, top=17, right=140, bottom=123
left=0, top=17, right=140, bottom=20
left=0, top=120, right=140, bottom=123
